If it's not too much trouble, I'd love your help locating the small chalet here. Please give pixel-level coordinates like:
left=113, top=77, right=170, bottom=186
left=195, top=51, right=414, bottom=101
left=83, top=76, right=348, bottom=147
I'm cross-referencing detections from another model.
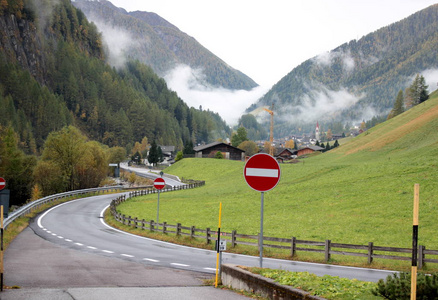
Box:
left=274, top=148, right=296, bottom=160
left=296, top=145, right=324, bottom=157
left=194, top=142, right=245, bottom=161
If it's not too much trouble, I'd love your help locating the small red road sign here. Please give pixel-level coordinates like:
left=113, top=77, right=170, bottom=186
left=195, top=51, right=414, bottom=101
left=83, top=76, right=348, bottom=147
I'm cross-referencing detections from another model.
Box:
left=244, top=153, right=281, bottom=192
left=153, top=177, right=165, bottom=190
left=0, top=177, right=5, bottom=191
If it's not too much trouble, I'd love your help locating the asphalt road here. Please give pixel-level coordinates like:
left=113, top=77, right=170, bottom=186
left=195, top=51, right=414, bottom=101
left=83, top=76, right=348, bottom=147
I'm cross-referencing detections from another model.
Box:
left=2, top=190, right=398, bottom=299
left=26, top=193, right=396, bottom=282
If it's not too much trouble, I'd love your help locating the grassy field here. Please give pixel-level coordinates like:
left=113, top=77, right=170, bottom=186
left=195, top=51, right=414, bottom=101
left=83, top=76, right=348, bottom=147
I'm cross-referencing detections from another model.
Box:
left=116, top=91, right=438, bottom=267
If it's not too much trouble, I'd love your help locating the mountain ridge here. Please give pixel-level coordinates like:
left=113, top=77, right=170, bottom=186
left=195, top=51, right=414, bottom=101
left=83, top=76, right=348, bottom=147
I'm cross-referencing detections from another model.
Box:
left=72, top=0, right=258, bottom=90
left=249, top=4, right=438, bottom=137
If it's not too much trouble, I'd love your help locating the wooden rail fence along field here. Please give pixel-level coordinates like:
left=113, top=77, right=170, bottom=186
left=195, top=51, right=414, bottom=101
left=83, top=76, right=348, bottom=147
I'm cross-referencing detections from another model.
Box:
left=110, top=187, right=438, bottom=269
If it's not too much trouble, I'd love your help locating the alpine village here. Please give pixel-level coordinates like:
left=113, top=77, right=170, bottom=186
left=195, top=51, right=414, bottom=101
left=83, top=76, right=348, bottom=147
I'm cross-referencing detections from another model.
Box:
left=0, top=1, right=438, bottom=299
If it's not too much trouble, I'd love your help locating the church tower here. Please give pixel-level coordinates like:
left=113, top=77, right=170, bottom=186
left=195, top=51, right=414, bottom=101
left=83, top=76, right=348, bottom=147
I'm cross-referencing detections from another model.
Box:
left=315, top=121, right=320, bottom=141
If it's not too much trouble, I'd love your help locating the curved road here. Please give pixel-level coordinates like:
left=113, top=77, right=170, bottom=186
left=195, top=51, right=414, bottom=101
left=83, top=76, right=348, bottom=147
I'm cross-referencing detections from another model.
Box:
left=29, top=192, right=397, bottom=283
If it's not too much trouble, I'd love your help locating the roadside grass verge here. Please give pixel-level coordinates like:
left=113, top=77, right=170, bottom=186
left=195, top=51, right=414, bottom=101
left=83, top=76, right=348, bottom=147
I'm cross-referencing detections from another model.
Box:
left=246, top=267, right=380, bottom=300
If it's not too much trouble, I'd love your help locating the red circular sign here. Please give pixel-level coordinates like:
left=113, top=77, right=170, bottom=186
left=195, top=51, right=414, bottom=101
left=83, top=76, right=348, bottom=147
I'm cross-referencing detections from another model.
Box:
left=244, top=153, right=281, bottom=192
left=154, top=177, right=165, bottom=190
left=0, top=177, right=5, bottom=191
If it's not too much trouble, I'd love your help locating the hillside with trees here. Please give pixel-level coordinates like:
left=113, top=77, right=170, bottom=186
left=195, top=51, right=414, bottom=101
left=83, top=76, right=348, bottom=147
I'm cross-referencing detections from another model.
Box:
left=72, top=0, right=258, bottom=90
left=0, top=0, right=232, bottom=205
left=249, top=4, right=438, bottom=137
left=0, top=0, right=231, bottom=153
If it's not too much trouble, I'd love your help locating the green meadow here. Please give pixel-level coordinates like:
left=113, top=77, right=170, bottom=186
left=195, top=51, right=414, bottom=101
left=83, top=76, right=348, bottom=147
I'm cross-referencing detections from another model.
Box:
left=117, top=91, right=438, bottom=256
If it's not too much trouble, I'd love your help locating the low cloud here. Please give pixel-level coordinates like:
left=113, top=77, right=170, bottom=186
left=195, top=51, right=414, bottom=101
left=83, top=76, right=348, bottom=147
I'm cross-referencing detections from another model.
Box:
left=279, top=83, right=372, bottom=125
left=421, top=68, right=438, bottom=94
left=92, top=20, right=140, bottom=68
left=314, top=49, right=356, bottom=72
left=164, top=65, right=269, bottom=125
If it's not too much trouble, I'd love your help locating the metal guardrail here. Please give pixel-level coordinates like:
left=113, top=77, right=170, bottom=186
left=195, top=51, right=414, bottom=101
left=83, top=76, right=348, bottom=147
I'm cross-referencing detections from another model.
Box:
left=3, top=186, right=124, bottom=229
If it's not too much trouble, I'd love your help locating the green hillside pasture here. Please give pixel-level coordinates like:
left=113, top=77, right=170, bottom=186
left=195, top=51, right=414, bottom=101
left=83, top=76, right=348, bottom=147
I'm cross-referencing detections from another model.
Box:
left=117, top=94, right=438, bottom=256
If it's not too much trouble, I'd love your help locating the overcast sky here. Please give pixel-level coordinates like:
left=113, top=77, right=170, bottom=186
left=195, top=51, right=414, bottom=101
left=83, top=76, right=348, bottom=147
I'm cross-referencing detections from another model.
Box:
left=109, top=0, right=436, bottom=86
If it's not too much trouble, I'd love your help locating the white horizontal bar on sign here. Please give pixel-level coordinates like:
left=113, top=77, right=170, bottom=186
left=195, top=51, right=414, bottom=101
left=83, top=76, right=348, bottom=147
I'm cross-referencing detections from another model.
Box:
left=246, top=168, right=278, bottom=178
left=154, top=182, right=165, bottom=185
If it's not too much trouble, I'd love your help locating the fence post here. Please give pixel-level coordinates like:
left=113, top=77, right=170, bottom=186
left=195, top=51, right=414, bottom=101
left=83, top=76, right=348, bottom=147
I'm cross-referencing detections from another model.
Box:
left=128, top=216, right=132, bottom=226
left=368, top=242, right=374, bottom=264
left=163, top=222, right=167, bottom=234
left=231, top=230, right=236, bottom=248
left=206, top=228, right=211, bottom=244
left=141, top=219, right=145, bottom=230
left=325, top=240, right=331, bottom=262
left=177, top=223, right=181, bottom=236
left=191, top=226, right=195, bottom=238
left=134, top=217, right=138, bottom=228
left=291, top=237, right=296, bottom=257
left=150, top=220, right=154, bottom=231
left=419, top=245, right=425, bottom=269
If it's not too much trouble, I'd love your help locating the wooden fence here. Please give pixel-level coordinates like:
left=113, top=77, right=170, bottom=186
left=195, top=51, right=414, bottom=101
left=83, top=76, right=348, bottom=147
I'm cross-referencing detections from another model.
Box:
left=110, top=191, right=438, bottom=269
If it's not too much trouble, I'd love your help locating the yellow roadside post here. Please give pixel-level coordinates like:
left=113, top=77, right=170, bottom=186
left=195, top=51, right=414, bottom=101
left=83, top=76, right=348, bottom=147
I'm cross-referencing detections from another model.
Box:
left=411, top=183, right=419, bottom=300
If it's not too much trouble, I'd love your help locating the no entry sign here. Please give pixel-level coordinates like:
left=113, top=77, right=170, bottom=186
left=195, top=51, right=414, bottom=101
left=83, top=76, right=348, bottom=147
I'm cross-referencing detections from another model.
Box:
left=244, top=153, right=281, bottom=192
left=153, top=177, right=165, bottom=190
left=0, top=177, right=5, bottom=191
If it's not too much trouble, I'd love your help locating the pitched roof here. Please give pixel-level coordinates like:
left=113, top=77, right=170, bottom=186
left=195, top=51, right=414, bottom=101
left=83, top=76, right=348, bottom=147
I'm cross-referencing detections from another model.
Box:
left=299, top=145, right=324, bottom=151
left=193, top=141, right=245, bottom=152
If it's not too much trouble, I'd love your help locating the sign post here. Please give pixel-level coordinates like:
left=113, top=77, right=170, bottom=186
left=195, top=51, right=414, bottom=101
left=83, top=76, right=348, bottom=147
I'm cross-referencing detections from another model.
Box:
left=244, top=153, right=281, bottom=268
left=154, top=177, right=166, bottom=224
left=215, top=202, right=222, bottom=288
left=411, top=183, right=420, bottom=300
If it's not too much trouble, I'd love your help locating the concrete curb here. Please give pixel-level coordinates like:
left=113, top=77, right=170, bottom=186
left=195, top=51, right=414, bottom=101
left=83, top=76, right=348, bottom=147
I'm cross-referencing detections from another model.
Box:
left=221, top=264, right=326, bottom=300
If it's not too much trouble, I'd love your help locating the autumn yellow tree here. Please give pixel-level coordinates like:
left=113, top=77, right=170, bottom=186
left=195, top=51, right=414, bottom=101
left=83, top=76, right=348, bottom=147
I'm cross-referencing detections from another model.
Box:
left=285, top=139, right=295, bottom=149
left=326, top=129, right=333, bottom=140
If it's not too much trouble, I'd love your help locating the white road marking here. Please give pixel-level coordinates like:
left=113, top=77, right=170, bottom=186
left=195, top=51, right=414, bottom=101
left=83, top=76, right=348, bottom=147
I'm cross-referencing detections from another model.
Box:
left=87, top=246, right=97, bottom=250
left=102, top=250, right=114, bottom=253
left=65, top=239, right=72, bottom=242
left=57, top=236, right=63, bottom=239
left=143, top=258, right=159, bottom=262
left=203, top=268, right=216, bottom=271
left=171, top=263, right=189, bottom=267
left=121, top=254, right=134, bottom=258
left=75, top=243, right=83, bottom=246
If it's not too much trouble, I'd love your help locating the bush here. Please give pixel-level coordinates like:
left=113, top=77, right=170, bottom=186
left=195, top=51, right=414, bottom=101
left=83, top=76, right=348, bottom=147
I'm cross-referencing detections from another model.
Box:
left=175, top=151, right=184, bottom=162
left=372, top=272, right=438, bottom=300
left=214, top=151, right=224, bottom=159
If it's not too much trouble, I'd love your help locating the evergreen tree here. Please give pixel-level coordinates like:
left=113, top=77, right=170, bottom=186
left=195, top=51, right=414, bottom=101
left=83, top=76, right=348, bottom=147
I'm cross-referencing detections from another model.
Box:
left=388, top=90, right=405, bottom=120
left=157, top=146, right=164, bottom=163
left=231, top=126, right=248, bottom=147
left=183, top=140, right=194, bottom=154
left=148, top=140, right=159, bottom=166
left=406, top=74, right=429, bottom=108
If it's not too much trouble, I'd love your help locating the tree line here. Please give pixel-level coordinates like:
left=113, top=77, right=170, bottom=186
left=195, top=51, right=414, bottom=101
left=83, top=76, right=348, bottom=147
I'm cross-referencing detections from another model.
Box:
left=0, top=125, right=126, bottom=207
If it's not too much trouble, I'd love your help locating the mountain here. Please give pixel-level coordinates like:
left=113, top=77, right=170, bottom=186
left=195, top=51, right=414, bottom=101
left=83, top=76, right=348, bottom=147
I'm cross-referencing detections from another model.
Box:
left=248, top=4, right=438, bottom=138
left=0, top=0, right=231, bottom=153
left=71, top=0, right=258, bottom=91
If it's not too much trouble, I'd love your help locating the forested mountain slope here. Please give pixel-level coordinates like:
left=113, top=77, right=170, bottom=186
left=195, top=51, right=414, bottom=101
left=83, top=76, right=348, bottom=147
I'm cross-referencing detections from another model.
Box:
left=72, top=0, right=258, bottom=90
left=0, top=0, right=231, bottom=154
left=249, top=4, right=438, bottom=137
